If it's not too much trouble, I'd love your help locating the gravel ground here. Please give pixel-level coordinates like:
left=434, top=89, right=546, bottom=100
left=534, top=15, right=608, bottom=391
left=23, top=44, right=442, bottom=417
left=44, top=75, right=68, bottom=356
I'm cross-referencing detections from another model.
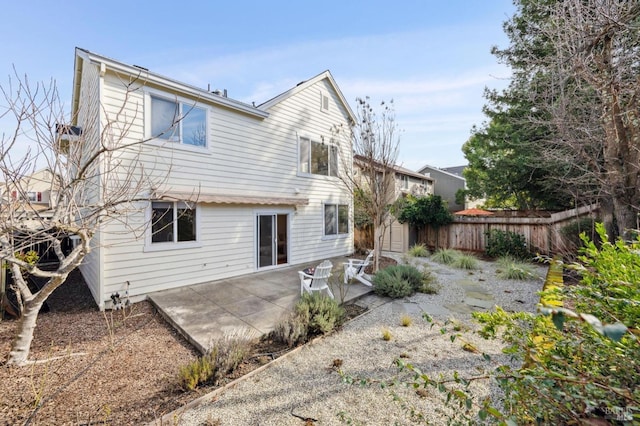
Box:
left=173, top=256, right=547, bottom=425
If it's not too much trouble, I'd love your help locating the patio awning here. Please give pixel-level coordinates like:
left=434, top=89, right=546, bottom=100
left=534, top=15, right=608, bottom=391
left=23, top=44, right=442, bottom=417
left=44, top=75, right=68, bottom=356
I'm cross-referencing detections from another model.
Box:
left=157, top=191, right=309, bottom=206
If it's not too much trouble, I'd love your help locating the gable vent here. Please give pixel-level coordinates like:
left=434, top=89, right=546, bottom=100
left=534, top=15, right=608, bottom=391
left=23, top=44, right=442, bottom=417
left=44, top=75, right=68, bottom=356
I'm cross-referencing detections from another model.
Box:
left=321, top=91, right=329, bottom=112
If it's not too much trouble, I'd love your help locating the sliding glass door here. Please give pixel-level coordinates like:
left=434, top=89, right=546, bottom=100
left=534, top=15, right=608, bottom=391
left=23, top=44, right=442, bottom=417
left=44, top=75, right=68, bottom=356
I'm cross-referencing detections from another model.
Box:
left=257, top=213, right=288, bottom=268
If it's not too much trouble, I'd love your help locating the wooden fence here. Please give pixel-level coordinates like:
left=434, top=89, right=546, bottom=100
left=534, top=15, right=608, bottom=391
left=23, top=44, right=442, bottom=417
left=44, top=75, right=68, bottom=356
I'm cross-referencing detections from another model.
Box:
left=418, top=204, right=599, bottom=256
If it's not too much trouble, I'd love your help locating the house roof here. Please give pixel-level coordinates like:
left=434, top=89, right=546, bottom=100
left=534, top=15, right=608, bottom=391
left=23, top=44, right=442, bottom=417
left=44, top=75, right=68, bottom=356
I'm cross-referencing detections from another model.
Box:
left=417, top=163, right=466, bottom=182
left=353, top=155, right=434, bottom=183
left=442, top=165, right=466, bottom=177
left=258, top=70, right=356, bottom=123
left=159, top=191, right=309, bottom=207
left=72, top=48, right=269, bottom=121
left=454, top=208, right=494, bottom=216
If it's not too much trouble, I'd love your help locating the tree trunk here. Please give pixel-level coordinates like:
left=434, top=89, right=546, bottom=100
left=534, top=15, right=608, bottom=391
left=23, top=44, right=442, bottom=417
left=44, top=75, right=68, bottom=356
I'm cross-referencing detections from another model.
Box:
left=373, top=224, right=382, bottom=272
left=613, top=199, right=638, bottom=240
left=7, top=275, right=66, bottom=366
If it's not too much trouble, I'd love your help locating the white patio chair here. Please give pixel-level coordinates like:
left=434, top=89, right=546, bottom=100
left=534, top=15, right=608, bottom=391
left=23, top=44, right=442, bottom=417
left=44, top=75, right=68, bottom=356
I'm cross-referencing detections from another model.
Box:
left=343, top=250, right=374, bottom=287
left=299, top=260, right=334, bottom=299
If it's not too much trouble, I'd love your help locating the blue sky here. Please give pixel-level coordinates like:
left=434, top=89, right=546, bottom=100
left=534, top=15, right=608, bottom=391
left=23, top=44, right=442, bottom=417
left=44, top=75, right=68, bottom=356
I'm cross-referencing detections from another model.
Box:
left=0, top=0, right=514, bottom=169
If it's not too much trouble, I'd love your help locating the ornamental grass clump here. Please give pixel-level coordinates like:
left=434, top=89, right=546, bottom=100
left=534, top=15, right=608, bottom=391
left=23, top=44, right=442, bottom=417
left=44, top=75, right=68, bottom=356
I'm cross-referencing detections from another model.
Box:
left=431, top=248, right=460, bottom=265
left=496, top=256, right=536, bottom=280
left=452, top=253, right=479, bottom=270
left=400, top=314, right=413, bottom=327
left=407, top=244, right=429, bottom=258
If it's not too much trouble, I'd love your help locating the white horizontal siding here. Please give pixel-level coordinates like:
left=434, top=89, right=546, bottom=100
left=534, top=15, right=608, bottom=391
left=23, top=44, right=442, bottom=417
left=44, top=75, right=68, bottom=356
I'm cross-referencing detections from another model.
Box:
left=75, top=60, right=103, bottom=305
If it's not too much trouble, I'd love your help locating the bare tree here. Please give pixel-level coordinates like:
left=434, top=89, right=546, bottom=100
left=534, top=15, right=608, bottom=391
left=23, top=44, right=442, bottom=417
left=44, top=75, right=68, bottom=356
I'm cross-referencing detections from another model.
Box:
left=553, top=0, right=640, bottom=236
left=513, top=0, right=640, bottom=236
left=334, top=97, right=400, bottom=271
left=0, top=71, right=170, bottom=366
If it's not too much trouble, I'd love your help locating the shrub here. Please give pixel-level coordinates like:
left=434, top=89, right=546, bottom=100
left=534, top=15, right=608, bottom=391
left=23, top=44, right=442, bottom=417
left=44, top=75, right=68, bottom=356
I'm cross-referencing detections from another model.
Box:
left=431, top=248, right=460, bottom=265
left=272, top=312, right=308, bottom=347
left=297, top=292, right=345, bottom=335
left=417, top=269, right=440, bottom=294
left=373, top=265, right=424, bottom=298
left=178, top=330, right=253, bottom=390
left=496, top=256, right=537, bottom=280
left=271, top=292, right=345, bottom=347
left=452, top=253, right=479, bottom=270
left=407, top=244, right=429, bottom=258
left=474, top=223, right=640, bottom=424
left=485, top=229, right=530, bottom=260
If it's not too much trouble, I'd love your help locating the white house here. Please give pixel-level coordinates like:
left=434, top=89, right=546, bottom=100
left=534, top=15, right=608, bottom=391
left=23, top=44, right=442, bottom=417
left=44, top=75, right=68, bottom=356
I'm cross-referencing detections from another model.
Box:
left=2, top=168, right=57, bottom=212
left=69, top=48, right=355, bottom=309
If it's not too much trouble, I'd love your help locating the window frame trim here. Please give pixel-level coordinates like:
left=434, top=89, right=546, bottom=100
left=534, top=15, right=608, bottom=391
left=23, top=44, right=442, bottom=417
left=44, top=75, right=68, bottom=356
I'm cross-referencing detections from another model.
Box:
left=144, top=200, right=202, bottom=252
left=321, top=201, right=350, bottom=239
left=297, top=134, right=340, bottom=179
left=144, top=89, right=211, bottom=153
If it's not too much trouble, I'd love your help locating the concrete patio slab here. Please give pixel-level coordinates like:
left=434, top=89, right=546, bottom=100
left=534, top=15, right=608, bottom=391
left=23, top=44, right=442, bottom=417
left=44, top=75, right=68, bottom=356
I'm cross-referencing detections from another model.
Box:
left=148, top=256, right=376, bottom=353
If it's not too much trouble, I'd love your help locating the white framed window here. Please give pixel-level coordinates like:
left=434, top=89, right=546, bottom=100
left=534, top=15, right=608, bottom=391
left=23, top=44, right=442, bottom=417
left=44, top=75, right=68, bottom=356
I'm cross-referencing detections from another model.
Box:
left=324, top=203, right=349, bottom=236
left=149, top=93, right=208, bottom=148
left=26, top=191, right=42, bottom=202
left=149, top=201, right=198, bottom=247
left=400, top=175, right=409, bottom=190
left=299, top=137, right=338, bottom=177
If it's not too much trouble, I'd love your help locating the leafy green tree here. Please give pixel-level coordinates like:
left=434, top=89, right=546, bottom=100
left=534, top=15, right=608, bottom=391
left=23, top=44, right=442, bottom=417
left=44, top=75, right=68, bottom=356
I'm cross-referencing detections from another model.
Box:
left=393, top=194, right=453, bottom=249
left=463, top=0, right=600, bottom=211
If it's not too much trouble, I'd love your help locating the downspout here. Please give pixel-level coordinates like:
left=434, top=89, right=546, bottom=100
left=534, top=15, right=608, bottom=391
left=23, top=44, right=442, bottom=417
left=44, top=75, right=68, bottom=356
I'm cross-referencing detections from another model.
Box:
left=97, top=60, right=106, bottom=310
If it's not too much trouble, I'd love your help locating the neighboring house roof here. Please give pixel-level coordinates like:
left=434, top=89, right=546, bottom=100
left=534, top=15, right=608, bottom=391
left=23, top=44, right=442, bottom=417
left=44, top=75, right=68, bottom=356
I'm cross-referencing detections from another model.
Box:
left=454, top=208, right=494, bottom=216
left=354, top=155, right=435, bottom=183
left=394, top=164, right=435, bottom=182
left=72, top=48, right=269, bottom=121
left=259, top=70, right=356, bottom=124
left=418, top=163, right=466, bottom=182
left=441, top=165, right=466, bottom=177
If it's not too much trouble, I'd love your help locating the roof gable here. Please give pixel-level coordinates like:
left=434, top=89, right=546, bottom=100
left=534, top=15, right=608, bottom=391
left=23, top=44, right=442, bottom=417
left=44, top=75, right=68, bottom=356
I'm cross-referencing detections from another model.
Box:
left=258, top=70, right=355, bottom=123
left=418, top=164, right=466, bottom=182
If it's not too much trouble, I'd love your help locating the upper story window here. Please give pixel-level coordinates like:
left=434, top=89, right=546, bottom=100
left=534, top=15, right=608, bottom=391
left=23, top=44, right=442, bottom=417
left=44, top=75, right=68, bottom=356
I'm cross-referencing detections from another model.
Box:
left=150, top=95, right=207, bottom=147
left=324, top=203, right=349, bottom=236
left=11, top=191, right=42, bottom=202
left=400, top=175, right=409, bottom=190
left=299, top=137, right=338, bottom=177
